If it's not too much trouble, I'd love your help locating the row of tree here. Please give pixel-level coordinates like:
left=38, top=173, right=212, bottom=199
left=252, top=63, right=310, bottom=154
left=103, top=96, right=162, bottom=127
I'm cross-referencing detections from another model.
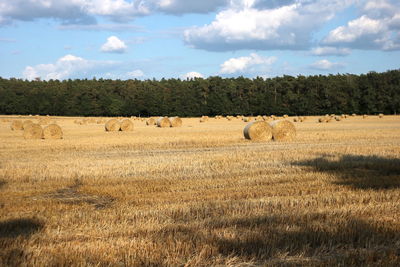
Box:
left=0, top=70, right=399, bottom=117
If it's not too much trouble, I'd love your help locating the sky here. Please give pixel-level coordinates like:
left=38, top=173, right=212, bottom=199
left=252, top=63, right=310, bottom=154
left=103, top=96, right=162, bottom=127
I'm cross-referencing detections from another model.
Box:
left=0, top=0, right=399, bottom=80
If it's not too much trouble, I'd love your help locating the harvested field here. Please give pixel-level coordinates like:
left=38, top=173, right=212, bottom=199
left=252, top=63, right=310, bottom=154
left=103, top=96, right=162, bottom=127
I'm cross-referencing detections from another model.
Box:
left=0, top=115, right=399, bottom=266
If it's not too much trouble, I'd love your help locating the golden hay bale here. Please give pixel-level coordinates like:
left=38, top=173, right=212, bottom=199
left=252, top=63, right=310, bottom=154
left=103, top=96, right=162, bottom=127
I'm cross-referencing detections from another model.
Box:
left=352, top=113, right=356, bottom=117
left=23, top=123, right=43, bottom=139
left=170, top=117, right=182, bottom=127
left=22, top=120, right=33, bottom=129
left=283, top=114, right=289, bottom=118
left=146, top=117, right=156, bottom=125
left=269, top=120, right=296, bottom=141
left=243, top=121, right=273, bottom=141
left=120, top=119, right=134, bottom=131
left=105, top=119, right=121, bottom=132
left=157, top=117, right=171, bottom=128
left=318, top=117, right=326, bottom=123
left=38, top=118, right=51, bottom=125
left=10, top=120, right=23, bottom=131
left=379, top=113, right=384, bottom=118
left=293, top=117, right=298, bottom=122
left=335, top=116, right=341, bottom=121
left=201, top=115, right=209, bottom=121
left=363, top=114, right=368, bottom=119
left=255, top=115, right=263, bottom=121
left=242, top=117, right=249, bottom=122
left=42, top=124, right=63, bottom=139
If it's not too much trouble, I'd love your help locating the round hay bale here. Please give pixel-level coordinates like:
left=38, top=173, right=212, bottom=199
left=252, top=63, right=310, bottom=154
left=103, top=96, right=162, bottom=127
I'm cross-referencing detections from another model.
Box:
left=146, top=117, right=156, bottom=125
left=379, top=113, right=384, bottom=118
left=335, top=116, right=341, bottom=121
left=243, top=121, right=272, bottom=141
left=269, top=120, right=296, bottom=141
left=318, top=117, right=326, bottom=123
left=170, top=117, right=182, bottom=127
left=352, top=113, right=356, bottom=117
left=363, top=114, right=368, bottom=119
left=242, top=117, right=249, bottom=122
left=23, top=123, right=43, bottom=139
left=120, top=119, right=134, bottom=131
left=105, top=119, right=121, bottom=132
left=22, top=120, right=34, bottom=129
left=157, top=117, right=171, bottom=128
left=283, top=114, right=289, bottom=118
left=10, top=120, right=23, bottom=131
left=293, top=117, right=298, bottom=122
left=43, top=124, right=63, bottom=139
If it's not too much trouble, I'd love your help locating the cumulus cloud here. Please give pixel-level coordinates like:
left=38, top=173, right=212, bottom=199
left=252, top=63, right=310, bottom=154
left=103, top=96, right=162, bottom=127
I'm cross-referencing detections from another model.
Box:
left=101, top=36, right=127, bottom=53
left=184, top=0, right=355, bottom=51
left=322, top=0, right=400, bottom=50
left=220, top=53, right=277, bottom=74
left=183, top=71, right=204, bottom=79
left=309, top=59, right=344, bottom=70
left=127, top=69, right=145, bottom=78
left=22, top=54, right=116, bottom=80
left=0, top=0, right=229, bottom=25
left=311, top=46, right=351, bottom=56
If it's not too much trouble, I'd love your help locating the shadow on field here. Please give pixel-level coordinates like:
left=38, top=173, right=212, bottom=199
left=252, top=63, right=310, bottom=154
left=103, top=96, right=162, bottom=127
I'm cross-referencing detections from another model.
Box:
left=0, top=218, right=45, bottom=266
left=133, top=212, right=399, bottom=265
left=293, top=154, right=400, bottom=189
left=0, top=218, right=44, bottom=238
left=0, top=179, right=6, bottom=189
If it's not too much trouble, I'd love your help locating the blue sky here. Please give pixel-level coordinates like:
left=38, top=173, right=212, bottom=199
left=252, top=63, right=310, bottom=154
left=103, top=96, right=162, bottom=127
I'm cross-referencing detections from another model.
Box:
left=0, top=0, right=399, bottom=80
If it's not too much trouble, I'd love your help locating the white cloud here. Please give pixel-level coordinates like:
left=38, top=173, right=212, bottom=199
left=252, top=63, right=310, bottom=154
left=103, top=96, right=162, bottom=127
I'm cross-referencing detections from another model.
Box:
left=22, top=54, right=116, bottom=80
left=220, top=53, right=277, bottom=74
left=183, top=71, right=204, bottom=79
left=127, top=69, right=145, bottom=77
left=184, top=0, right=355, bottom=51
left=101, top=36, right=127, bottom=53
left=309, top=59, right=344, bottom=70
left=311, top=46, right=351, bottom=56
left=0, top=0, right=230, bottom=25
left=322, top=0, right=400, bottom=50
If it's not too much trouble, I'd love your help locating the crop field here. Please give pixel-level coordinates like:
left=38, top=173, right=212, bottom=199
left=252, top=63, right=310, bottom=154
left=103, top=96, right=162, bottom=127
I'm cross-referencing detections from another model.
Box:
left=0, top=115, right=399, bottom=266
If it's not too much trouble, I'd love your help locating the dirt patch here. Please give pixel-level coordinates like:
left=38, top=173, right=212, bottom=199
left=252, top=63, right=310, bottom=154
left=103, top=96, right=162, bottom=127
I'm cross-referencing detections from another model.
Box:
left=45, top=179, right=114, bottom=209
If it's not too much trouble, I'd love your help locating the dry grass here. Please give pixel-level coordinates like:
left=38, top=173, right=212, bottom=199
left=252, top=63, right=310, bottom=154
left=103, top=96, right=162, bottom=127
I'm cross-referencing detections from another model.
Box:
left=0, top=115, right=400, bottom=266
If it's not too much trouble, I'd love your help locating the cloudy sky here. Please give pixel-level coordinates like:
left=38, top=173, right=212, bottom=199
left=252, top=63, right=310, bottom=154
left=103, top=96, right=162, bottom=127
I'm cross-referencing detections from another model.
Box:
left=0, top=0, right=399, bottom=80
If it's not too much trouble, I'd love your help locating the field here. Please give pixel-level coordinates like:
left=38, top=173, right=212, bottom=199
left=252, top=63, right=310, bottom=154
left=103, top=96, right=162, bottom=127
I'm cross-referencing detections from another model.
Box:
left=0, top=115, right=399, bottom=266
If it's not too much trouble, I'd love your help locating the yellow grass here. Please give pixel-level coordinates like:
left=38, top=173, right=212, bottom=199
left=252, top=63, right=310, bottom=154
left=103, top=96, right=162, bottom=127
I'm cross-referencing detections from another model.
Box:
left=0, top=115, right=399, bottom=266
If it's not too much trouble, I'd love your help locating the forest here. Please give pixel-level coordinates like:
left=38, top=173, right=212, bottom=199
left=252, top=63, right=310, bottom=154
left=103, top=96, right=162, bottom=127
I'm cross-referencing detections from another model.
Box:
left=0, top=69, right=399, bottom=117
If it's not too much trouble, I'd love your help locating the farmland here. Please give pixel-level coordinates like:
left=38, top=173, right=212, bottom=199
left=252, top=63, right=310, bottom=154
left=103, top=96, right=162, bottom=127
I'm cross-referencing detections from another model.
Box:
left=0, top=115, right=400, bottom=266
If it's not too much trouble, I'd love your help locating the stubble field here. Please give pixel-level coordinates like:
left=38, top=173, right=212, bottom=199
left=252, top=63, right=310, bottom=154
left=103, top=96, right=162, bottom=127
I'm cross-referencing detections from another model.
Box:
left=0, top=115, right=399, bottom=266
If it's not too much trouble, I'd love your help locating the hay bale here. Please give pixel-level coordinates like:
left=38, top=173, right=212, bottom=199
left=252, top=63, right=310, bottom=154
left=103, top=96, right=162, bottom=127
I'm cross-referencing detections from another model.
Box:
left=363, top=114, right=368, bottom=119
left=318, top=117, right=326, bottom=123
left=170, top=117, right=182, bottom=127
left=10, top=120, right=23, bottom=131
left=43, top=124, right=63, bottom=139
left=269, top=120, right=296, bottom=141
left=105, top=119, right=121, bottom=132
left=352, top=113, right=356, bottom=117
left=146, top=117, right=156, bottom=125
left=23, top=123, right=43, bottom=139
left=293, top=117, right=298, bottom=122
left=22, top=120, right=34, bottom=129
left=120, top=119, right=134, bottom=131
left=157, top=117, right=171, bottom=128
left=242, top=117, right=249, bottom=122
left=379, top=113, right=384, bottom=118
left=243, top=121, right=272, bottom=141
left=335, top=116, right=341, bottom=121
left=283, top=114, right=289, bottom=118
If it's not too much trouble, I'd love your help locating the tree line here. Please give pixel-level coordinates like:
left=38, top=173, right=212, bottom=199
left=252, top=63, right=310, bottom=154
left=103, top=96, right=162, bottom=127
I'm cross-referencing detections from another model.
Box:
left=0, top=69, right=399, bottom=117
